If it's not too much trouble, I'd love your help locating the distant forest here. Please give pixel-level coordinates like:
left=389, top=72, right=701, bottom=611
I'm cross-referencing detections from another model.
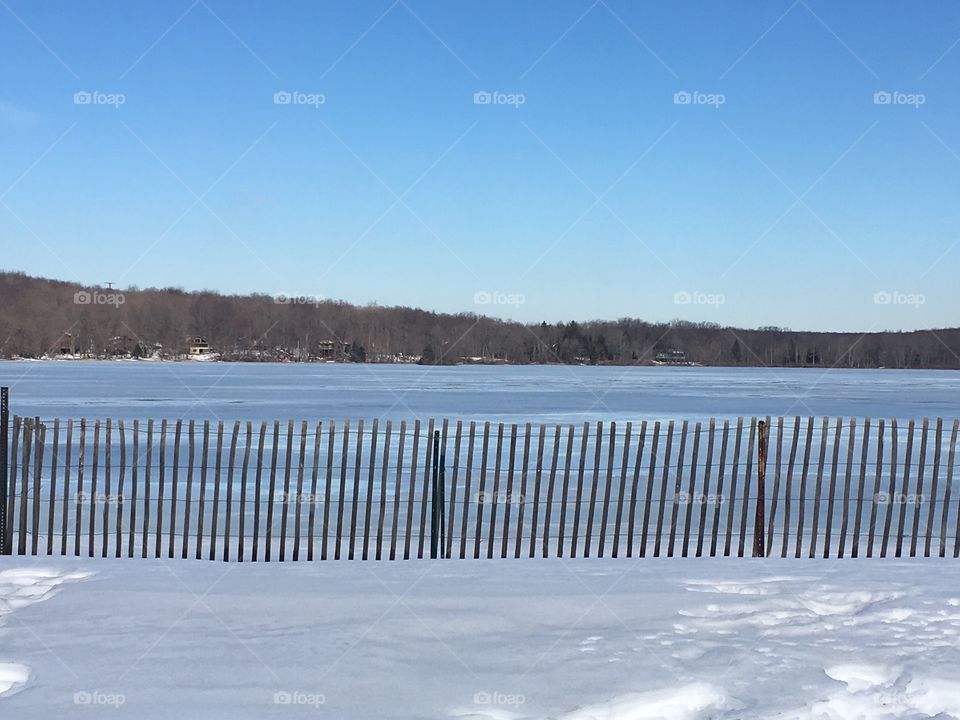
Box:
left=1, top=271, right=958, bottom=368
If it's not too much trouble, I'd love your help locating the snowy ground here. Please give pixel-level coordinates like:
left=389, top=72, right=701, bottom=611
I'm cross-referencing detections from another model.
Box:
left=1, top=558, right=959, bottom=719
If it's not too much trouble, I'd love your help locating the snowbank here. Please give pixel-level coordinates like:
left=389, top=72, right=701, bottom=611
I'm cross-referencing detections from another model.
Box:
left=1, top=558, right=959, bottom=718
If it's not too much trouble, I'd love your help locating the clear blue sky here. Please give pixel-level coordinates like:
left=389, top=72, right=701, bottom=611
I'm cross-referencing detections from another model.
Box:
left=1, top=1, right=958, bottom=332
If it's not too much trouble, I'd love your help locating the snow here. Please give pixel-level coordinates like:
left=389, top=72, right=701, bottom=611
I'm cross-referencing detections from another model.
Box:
left=1, top=558, right=959, bottom=719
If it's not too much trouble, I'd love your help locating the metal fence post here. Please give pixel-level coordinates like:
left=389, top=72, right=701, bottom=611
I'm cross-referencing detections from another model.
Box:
left=438, top=441, right=446, bottom=559
left=0, top=387, right=7, bottom=556
left=753, top=419, right=768, bottom=557
left=430, top=430, right=440, bottom=559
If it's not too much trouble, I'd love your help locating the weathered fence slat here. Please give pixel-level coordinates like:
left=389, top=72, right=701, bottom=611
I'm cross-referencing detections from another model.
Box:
left=680, top=420, right=699, bottom=558
left=627, top=420, right=647, bottom=558
left=445, top=421, right=462, bottom=559
left=115, top=420, right=125, bottom=558
left=209, top=422, right=224, bottom=562
left=654, top=420, right=674, bottom=558
left=5, top=416, right=20, bottom=555
left=182, top=421, right=195, bottom=559
left=391, top=421, right=406, bottom=561
left=262, top=420, right=278, bottom=562
left=794, top=418, right=814, bottom=559
left=837, top=418, right=857, bottom=558
left=349, top=419, right=364, bottom=561
left=17, top=418, right=32, bottom=556
left=571, top=422, right=590, bottom=559
left=941, top=420, right=958, bottom=558
left=126, top=420, right=136, bottom=558
left=47, top=419, right=59, bottom=555
left=764, top=417, right=783, bottom=557
left=696, top=419, right=715, bottom=558
left=867, top=419, right=885, bottom=558
left=306, top=421, right=320, bottom=562
left=851, top=417, right=871, bottom=558
left=584, top=422, right=604, bottom=558
left=880, top=419, right=899, bottom=558
left=419, top=419, right=435, bottom=560
left=362, top=419, right=378, bottom=561
left=510, top=423, right=539, bottom=558
left=612, top=421, right=632, bottom=558
left=895, top=420, right=915, bottom=558
left=322, top=421, right=334, bottom=561
left=541, top=425, right=561, bottom=558
left=909, top=418, right=929, bottom=558
left=456, top=421, right=473, bottom=559
left=63, top=419, right=74, bottom=557
left=167, top=419, right=181, bottom=559
left=197, top=421, right=210, bottom=561
left=375, top=420, right=391, bottom=561
left=778, top=417, right=800, bottom=558
left=924, top=417, right=942, bottom=558
left=667, top=420, right=689, bottom=557
left=710, top=419, right=729, bottom=557
left=524, top=424, right=542, bottom=559
left=821, top=416, right=846, bottom=558
left=807, top=418, right=827, bottom=558
left=403, top=420, right=420, bottom=560
left=737, top=418, right=755, bottom=558
left=224, top=421, right=241, bottom=562
left=486, top=423, right=504, bottom=560
left=641, top=421, right=661, bottom=558
left=723, top=417, right=743, bottom=557
left=31, top=420, right=45, bottom=556
left=252, top=421, right=266, bottom=561
left=139, top=419, right=149, bottom=559
left=279, top=419, right=295, bottom=562
left=472, top=422, right=489, bottom=560
left=502, top=423, right=520, bottom=560
left=599, top=422, right=617, bottom=558
left=557, top=424, right=575, bottom=558
left=89, top=419, right=100, bottom=558
left=239, top=422, right=253, bottom=562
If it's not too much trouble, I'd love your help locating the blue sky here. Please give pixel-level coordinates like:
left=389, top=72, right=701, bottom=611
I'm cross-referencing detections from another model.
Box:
left=1, top=1, right=959, bottom=332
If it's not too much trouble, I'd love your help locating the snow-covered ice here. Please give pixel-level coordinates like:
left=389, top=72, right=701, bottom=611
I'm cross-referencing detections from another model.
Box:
left=1, top=557, right=959, bottom=718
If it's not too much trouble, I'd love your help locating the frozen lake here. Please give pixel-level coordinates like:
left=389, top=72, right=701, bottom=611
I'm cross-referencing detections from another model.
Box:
left=1, top=361, right=959, bottom=423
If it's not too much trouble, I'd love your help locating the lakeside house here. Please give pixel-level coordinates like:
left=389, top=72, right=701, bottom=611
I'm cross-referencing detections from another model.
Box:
left=188, top=336, right=216, bottom=359
left=654, top=349, right=692, bottom=366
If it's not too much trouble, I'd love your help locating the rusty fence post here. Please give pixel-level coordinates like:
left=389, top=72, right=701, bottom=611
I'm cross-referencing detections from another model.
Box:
left=753, top=419, right=768, bottom=557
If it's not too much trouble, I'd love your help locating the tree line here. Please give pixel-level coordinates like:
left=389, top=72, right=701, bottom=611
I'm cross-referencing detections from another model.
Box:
left=1, top=271, right=957, bottom=369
